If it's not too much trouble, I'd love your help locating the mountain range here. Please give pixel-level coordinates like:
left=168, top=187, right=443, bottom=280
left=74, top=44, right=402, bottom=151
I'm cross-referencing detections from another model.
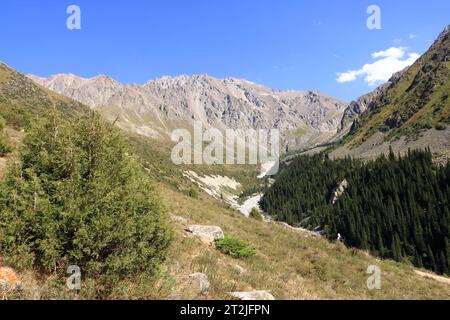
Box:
left=27, top=26, right=450, bottom=161
left=28, top=73, right=348, bottom=151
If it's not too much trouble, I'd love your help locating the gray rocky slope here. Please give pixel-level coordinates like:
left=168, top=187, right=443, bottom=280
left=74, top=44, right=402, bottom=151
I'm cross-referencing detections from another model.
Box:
left=28, top=73, right=348, bottom=150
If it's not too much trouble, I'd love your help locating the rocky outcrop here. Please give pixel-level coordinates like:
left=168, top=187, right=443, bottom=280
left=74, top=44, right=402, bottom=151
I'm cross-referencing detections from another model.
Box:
left=228, top=290, right=275, bottom=300
left=189, top=273, right=210, bottom=295
left=186, top=225, right=224, bottom=245
left=331, top=179, right=349, bottom=204
left=276, top=222, right=321, bottom=238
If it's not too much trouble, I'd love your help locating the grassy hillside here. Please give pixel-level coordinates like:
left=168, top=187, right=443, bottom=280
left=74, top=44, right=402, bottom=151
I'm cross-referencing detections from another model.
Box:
left=347, top=26, right=450, bottom=147
left=0, top=62, right=88, bottom=129
left=7, top=181, right=450, bottom=300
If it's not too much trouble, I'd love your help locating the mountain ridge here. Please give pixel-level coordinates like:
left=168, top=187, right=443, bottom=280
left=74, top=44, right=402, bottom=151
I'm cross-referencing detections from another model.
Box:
left=331, top=25, right=450, bottom=161
left=28, top=72, right=349, bottom=151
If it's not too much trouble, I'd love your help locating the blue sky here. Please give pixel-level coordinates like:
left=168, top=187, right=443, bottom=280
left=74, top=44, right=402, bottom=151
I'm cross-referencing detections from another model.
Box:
left=0, top=0, right=449, bottom=102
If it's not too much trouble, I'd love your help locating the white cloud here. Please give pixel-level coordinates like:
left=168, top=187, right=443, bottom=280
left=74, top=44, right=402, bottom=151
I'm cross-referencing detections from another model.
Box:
left=371, top=47, right=406, bottom=59
left=409, top=34, right=416, bottom=39
left=337, top=47, right=420, bottom=86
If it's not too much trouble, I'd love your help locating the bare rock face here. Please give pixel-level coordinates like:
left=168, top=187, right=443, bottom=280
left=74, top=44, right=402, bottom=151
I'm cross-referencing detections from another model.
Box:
left=228, top=290, right=275, bottom=300
left=28, top=74, right=121, bottom=108
left=186, top=225, right=224, bottom=245
left=189, top=273, right=210, bottom=295
left=28, top=74, right=348, bottom=150
left=331, top=179, right=349, bottom=204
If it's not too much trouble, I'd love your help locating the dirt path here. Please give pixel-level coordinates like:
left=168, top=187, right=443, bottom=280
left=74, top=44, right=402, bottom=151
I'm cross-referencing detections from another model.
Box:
left=414, top=270, right=450, bottom=285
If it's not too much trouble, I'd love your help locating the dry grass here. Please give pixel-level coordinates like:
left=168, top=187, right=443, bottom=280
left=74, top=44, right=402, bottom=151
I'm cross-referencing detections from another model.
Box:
left=5, top=182, right=449, bottom=300
left=155, top=185, right=450, bottom=300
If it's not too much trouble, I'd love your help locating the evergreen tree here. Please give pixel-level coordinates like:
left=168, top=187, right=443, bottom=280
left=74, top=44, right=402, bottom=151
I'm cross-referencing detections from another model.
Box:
left=0, top=111, right=171, bottom=280
left=261, top=150, right=450, bottom=275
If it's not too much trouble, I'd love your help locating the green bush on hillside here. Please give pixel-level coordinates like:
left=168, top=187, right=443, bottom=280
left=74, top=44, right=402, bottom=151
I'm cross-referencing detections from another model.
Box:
left=215, top=236, right=256, bottom=259
left=0, top=116, right=12, bottom=156
left=435, top=122, right=447, bottom=130
left=188, top=187, right=199, bottom=199
left=249, top=208, right=263, bottom=221
left=0, top=111, right=171, bottom=280
left=0, top=136, right=12, bottom=156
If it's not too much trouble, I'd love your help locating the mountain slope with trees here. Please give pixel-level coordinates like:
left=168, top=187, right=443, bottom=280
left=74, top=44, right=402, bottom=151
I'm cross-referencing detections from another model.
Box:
left=261, top=150, right=450, bottom=275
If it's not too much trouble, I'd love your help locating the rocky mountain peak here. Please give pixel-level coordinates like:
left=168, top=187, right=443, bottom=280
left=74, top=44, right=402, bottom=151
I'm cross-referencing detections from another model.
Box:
left=433, top=24, right=450, bottom=45
left=28, top=72, right=349, bottom=150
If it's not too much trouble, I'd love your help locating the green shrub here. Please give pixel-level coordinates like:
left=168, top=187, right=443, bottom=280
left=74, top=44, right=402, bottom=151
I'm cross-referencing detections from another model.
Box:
left=215, top=236, right=256, bottom=259
left=0, top=116, right=12, bottom=156
left=0, top=136, right=12, bottom=156
left=0, top=112, right=171, bottom=280
left=188, top=187, right=199, bottom=199
left=249, top=207, right=263, bottom=221
left=0, top=115, right=6, bottom=131
left=435, top=122, right=447, bottom=131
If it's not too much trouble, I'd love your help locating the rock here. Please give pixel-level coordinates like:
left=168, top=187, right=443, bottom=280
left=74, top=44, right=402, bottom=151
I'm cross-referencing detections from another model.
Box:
left=169, top=213, right=188, bottom=225
left=0, top=267, right=21, bottom=290
left=186, top=225, right=224, bottom=245
left=232, top=264, right=247, bottom=275
left=189, top=273, right=210, bottom=295
left=331, top=179, right=349, bottom=204
left=228, top=290, right=275, bottom=300
left=277, top=222, right=321, bottom=238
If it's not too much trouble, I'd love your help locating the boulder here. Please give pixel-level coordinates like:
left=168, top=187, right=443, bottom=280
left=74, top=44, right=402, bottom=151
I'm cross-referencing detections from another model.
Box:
left=186, top=225, right=224, bottom=245
left=189, top=273, right=210, bottom=295
left=228, top=290, right=275, bottom=300
left=0, top=267, right=21, bottom=290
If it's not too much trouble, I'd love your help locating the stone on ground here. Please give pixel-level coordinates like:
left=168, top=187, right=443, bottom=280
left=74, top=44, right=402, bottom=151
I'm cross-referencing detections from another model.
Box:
left=189, top=273, right=210, bottom=295
left=186, top=225, right=224, bottom=245
left=228, top=290, right=275, bottom=300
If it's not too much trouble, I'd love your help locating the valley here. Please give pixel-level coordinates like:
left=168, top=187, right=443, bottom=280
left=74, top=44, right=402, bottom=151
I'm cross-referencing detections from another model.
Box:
left=0, top=24, right=449, bottom=301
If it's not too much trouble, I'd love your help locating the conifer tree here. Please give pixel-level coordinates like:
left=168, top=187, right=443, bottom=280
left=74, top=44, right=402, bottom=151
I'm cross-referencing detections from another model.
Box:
left=0, top=111, right=171, bottom=280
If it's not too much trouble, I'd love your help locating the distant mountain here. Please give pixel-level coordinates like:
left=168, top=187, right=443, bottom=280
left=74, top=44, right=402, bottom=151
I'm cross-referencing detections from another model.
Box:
left=28, top=73, right=348, bottom=150
left=332, top=25, right=450, bottom=161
